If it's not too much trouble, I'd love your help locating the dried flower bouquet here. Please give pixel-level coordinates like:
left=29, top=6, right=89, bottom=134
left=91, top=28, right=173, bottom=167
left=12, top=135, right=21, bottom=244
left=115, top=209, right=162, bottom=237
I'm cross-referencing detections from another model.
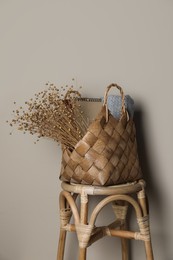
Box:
left=7, top=83, right=88, bottom=151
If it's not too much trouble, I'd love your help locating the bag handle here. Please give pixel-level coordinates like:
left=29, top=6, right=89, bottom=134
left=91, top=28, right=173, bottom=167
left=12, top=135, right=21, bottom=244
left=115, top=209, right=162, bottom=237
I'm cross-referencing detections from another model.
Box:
left=103, top=83, right=126, bottom=122
left=64, top=89, right=81, bottom=99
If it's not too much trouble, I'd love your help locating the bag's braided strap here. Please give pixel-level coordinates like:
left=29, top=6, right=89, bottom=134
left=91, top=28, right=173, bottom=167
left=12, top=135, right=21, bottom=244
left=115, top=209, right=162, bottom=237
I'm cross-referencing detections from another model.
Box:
left=135, top=215, right=151, bottom=241
left=60, top=208, right=72, bottom=227
left=76, top=223, right=94, bottom=248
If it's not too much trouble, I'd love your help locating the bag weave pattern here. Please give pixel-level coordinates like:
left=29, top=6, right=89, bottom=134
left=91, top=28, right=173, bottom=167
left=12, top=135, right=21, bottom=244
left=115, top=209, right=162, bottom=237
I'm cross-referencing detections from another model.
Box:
left=60, top=84, right=142, bottom=186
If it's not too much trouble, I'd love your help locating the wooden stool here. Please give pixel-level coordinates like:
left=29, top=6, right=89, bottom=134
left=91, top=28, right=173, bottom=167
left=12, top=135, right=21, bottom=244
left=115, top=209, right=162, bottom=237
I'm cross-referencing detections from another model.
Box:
left=57, top=179, right=154, bottom=260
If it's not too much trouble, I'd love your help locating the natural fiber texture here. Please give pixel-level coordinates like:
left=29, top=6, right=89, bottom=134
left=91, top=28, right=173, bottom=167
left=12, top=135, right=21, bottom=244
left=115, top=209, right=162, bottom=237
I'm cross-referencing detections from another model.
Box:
left=76, top=223, right=94, bottom=248
left=60, top=208, right=72, bottom=227
left=112, top=203, right=128, bottom=220
left=60, top=83, right=142, bottom=186
left=136, top=216, right=151, bottom=241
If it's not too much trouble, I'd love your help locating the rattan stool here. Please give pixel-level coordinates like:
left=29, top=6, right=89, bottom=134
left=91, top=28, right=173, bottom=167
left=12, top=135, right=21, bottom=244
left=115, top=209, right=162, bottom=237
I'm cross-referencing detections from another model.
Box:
left=57, top=179, right=154, bottom=260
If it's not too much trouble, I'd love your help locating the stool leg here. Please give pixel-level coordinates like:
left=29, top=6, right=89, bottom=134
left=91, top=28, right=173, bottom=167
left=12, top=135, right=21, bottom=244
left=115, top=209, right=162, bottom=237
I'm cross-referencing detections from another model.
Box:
left=138, top=190, right=154, bottom=260
left=144, top=241, right=154, bottom=260
left=112, top=201, right=129, bottom=260
left=57, top=192, right=75, bottom=260
left=57, top=229, right=67, bottom=260
left=78, top=192, right=88, bottom=260
left=120, top=220, right=129, bottom=260
left=79, top=248, right=87, bottom=260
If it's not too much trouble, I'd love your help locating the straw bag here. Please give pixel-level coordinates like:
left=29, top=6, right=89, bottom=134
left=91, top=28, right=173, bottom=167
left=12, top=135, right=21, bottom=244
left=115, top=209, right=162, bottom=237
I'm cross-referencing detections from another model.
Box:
left=60, top=83, right=142, bottom=186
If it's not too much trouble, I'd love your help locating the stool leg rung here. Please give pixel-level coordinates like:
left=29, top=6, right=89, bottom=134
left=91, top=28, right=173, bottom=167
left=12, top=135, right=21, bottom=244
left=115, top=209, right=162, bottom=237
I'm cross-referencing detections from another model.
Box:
left=88, top=219, right=122, bottom=246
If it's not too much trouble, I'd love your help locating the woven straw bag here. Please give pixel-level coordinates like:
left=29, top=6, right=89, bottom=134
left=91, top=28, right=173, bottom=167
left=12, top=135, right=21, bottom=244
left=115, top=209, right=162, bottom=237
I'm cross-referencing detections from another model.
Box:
left=60, top=83, right=142, bottom=186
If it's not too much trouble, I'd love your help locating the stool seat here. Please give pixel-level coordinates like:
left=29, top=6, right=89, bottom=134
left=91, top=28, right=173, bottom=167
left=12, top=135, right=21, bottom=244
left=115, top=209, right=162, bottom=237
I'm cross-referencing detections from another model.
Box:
left=61, top=179, right=145, bottom=195
left=57, top=179, right=154, bottom=260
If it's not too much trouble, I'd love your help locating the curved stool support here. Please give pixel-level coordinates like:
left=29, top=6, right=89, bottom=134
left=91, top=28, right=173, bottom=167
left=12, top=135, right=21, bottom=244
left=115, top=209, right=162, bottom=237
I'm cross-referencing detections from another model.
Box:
left=89, top=194, right=143, bottom=226
left=59, top=191, right=80, bottom=224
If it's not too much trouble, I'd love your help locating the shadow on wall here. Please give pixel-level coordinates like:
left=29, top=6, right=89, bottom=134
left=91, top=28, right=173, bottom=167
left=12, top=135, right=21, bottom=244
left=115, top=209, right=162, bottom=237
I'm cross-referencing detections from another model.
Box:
left=134, top=105, right=169, bottom=260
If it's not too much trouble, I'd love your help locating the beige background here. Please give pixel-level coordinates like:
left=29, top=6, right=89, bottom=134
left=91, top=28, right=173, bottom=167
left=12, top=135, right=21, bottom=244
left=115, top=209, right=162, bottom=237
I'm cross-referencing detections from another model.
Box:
left=0, top=1, right=173, bottom=259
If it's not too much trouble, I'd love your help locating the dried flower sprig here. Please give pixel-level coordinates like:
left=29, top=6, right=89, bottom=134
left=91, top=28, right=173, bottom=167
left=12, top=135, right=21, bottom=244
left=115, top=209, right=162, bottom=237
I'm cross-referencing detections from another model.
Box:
left=8, top=83, right=89, bottom=150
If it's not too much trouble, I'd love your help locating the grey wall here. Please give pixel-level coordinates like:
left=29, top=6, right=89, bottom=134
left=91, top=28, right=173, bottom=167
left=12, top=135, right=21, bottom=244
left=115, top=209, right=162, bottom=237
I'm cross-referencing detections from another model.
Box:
left=1, top=1, right=173, bottom=259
